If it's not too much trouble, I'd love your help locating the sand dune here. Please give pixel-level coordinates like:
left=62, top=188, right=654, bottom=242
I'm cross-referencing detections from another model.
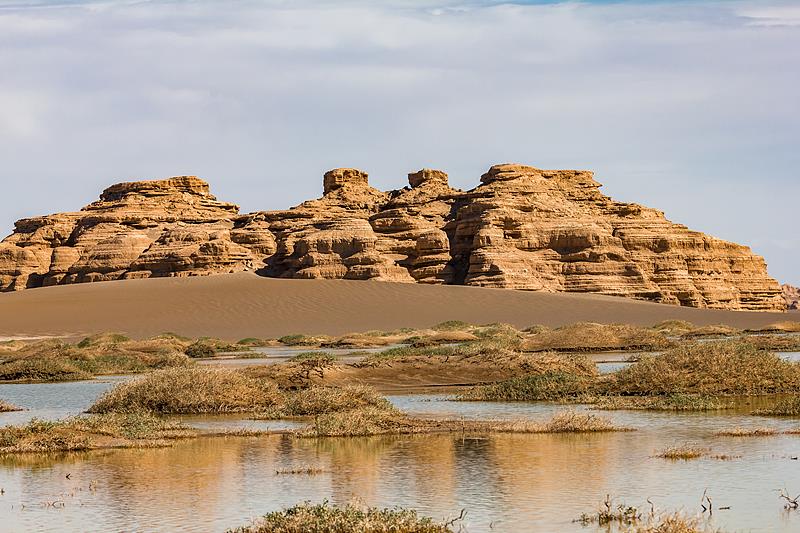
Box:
left=0, top=273, right=796, bottom=340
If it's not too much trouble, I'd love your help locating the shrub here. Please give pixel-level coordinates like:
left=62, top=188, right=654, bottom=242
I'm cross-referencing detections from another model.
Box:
left=0, top=357, right=92, bottom=382
left=279, top=385, right=391, bottom=417
left=593, top=394, right=731, bottom=412
left=279, top=334, right=312, bottom=346
left=228, top=501, right=454, bottom=533
left=458, top=372, right=591, bottom=401
left=754, top=396, right=800, bottom=416
left=185, top=341, right=217, bottom=358
left=88, top=367, right=282, bottom=414
left=655, top=445, right=708, bottom=460
left=521, top=322, right=672, bottom=353
left=606, top=341, right=800, bottom=395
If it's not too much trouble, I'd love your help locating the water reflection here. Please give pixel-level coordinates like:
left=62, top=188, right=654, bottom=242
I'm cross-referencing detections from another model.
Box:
left=3, top=422, right=800, bottom=532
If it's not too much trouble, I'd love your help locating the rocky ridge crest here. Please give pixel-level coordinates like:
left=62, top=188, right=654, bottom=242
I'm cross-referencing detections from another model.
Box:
left=0, top=165, right=786, bottom=311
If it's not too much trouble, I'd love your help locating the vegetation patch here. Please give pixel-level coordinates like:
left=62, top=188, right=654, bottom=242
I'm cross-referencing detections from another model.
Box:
left=0, top=335, right=193, bottom=382
left=593, top=394, right=732, bottom=412
left=753, top=396, right=800, bottom=416
left=604, top=341, right=800, bottom=396
left=0, top=400, right=23, bottom=412
left=300, top=407, right=631, bottom=438
left=654, top=445, right=708, bottom=460
left=228, top=501, right=455, bottom=533
left=0, top=413, right=194, bottom=454
left=457, top=372, right=592, bottom=401
left=577, top=496, right=720, bottom=532
left=89, top=367, right=282, bottom=414
left=715, top=427, right=778, bottom=437
left=275, top=466, right=325, bottom=476
left=521, top=322, right=673, bottom=353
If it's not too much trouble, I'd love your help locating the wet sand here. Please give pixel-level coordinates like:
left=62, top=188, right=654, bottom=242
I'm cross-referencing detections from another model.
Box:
left=0, top=272, right=796, bottom=339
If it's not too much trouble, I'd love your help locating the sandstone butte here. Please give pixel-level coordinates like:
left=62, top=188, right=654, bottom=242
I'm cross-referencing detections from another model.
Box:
left=0, top=164, right=788, bottom=311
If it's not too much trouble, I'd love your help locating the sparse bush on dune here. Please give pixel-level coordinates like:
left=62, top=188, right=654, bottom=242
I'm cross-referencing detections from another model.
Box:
left=432, top=320, right=470, bottom=332
left=521, top=322, right=673, bottom=353
left=236, top=337, right=272, bottom=347
left=0, top=357, right=93, bottom=382
left=228, top=501, right=455, bottom=533
left=0, top=334, right=193, bottom=382
left=88, top=367, right=282, bottom=414
left=185, top=337, right=251, bottom=358
left=651, top=320, right=698, bottom=336
left=278, top=334, right=321, bottom=346
left=605, top=341, right=800, bottom=396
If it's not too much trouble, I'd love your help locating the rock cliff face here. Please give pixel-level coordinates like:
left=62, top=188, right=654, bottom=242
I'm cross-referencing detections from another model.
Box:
left=784, top=284, right=800, bottom=310
left=0, top=164, right=786, bottom=311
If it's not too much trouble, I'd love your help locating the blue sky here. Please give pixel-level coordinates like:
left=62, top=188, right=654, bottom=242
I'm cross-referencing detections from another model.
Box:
left=0, top=0, right=798, bottom=285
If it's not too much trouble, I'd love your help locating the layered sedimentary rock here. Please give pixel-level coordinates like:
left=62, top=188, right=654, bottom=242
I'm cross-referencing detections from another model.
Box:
left=784, top=284, right=800, bottom=310
left=0, top=164, right=786, bottom=311
left=0, top=176, right=265, bottom=290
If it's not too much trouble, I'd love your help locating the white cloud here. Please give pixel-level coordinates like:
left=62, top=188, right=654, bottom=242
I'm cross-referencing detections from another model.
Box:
left=0, top=0, right=798, bottom=284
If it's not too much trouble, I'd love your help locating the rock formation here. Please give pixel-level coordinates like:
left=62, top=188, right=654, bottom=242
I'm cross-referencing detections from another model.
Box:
left=0, top=164, right=786, bottom=311
left=784, top=284, right=800, bottom=310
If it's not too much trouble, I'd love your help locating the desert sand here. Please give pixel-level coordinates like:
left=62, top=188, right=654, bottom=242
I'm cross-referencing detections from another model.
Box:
left=0, top=273, right=796, bottom=340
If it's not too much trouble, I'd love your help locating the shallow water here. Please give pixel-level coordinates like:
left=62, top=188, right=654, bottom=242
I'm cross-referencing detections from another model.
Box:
left=4, top=357, right=800, bottom=531
left=3, top=388, right=800, bottom=531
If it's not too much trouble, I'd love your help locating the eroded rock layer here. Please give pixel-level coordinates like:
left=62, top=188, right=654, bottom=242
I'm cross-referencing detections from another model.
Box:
left=0, top=165, right=786, bottom=311
left=784, top=284, right=800, bottom=311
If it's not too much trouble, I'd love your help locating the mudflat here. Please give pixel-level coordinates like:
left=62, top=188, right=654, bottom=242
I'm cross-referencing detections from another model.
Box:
left=0, top=273, right=796, bottom=339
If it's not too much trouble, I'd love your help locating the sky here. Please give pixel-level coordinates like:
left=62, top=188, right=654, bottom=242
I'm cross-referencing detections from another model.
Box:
left=0, top=0, right=798, bottom=285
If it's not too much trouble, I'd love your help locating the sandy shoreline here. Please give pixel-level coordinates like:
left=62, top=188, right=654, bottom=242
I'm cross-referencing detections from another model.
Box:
left=0, top=273, right=796, bottom=340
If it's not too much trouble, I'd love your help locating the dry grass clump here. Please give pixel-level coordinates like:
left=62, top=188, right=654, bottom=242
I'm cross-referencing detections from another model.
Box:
left=0, top=356, right=93, bottom=382
left=275, top=466, right=325, bottom=475
left=88, top=367, right=282, bottom=414
left=577, top=497, right=720, bottom=533
left=715, top=427, right=778, bottom=437
left=521, top=322, right=673, bottom=353
left=593, top=394, right=731, bottom=412
left=0, top=400, right=23, bottom=412
left=750, top=321, right=800, bottom=334
left=746, top=335, right=800, bottom=352
left=655, top=445, right=708, bottom=460
left=185, top=337, right=251, bottom=358
left=228, top=501, right=455, bottom=533
left=753, top=396, right=800, bottom=416
left=458, top=372, right=592, bottom=401
left=628, top=512, right=717, bottom=533
left=606, top=341, right=800, bottom=396
left=275, top=385, right=392, bottom=417
left=236, top=337, right=272, bottom=347
left=300, top=406, right=423, bottom=437
left=532, top=410, right=628, bottom=433
left=0, top=413, right=194, bottom=454
left=245, top=354, right=340, bottom=389
left=0, top=335, right=193, bottom=382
